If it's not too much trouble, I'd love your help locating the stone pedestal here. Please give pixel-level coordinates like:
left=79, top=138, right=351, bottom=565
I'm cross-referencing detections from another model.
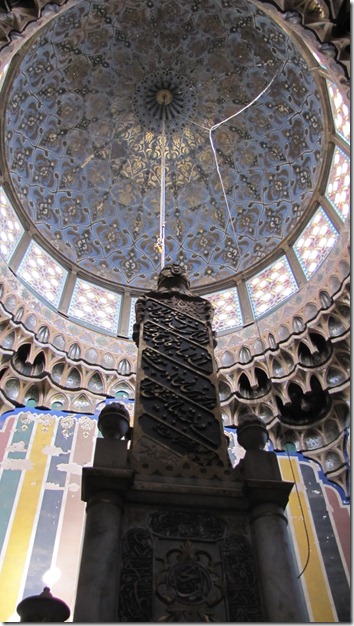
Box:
left=74, top=463, right=263, bottom=623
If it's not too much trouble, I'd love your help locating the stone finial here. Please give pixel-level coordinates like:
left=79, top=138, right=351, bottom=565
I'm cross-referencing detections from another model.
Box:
left=157, top=263, right=192, bottom=294
left=237, top=413, right=268, bottom=451
left=97, top=402, right=131, bottom=439
left=16, top=587, right=70, bottom=622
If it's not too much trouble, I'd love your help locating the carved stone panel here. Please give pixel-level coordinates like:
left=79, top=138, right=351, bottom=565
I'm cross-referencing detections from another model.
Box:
left=132, top=287, right=231, bottom=476
left=117, top=507, right=262, bottom=622
left=140, top=378, right=221, bottom=447
left=143, top=299, right=211, bottom=345
left=147, top=511, right=228, bottom=541
left=118, top=528, right=153, bottom=622
left=222, top=535, right=263, bottom=622
left=141, top=348, right=217, bottom=408
left=154, top=539, right=226, bottom=622
left=143, top=320, right=213, bottom=374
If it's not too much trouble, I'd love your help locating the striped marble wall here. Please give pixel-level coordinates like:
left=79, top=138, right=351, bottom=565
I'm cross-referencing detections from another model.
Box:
left=0, top=409, right=350, bottom=622
left=0, top=408, right=97, bottom=621
left=279, top=454, right=350, bottom=622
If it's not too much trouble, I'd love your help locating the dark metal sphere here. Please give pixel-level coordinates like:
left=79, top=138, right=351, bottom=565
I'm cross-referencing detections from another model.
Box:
left=97, top=402, right=131, bottom=439
left=237, top=414, right=268, bottom=451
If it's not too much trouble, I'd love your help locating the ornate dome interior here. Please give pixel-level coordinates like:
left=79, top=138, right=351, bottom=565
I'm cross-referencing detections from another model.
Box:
left=0, top=0, right=349, bottom=335
left=1, top=0, right=329, bottom=292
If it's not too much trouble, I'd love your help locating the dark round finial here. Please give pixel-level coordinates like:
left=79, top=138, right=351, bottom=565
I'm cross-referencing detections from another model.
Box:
left=97, top=402, right=131, bottom=439
left=157, top=263, right=191, bottom=293
left=16, top=587, right=70, bottom=622
left=237, top=413, right=268, bottom=451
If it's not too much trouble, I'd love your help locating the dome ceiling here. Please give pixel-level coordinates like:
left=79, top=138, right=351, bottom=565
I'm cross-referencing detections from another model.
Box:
left=2, top=0, right=325, bottom=291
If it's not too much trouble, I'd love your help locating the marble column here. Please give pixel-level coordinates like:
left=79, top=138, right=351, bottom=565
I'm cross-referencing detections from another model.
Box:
left=73, top=490, right=123, bottom=623
left=238, top=416, right=309, bottom=623
left=249, top=500, right=309, bottom=622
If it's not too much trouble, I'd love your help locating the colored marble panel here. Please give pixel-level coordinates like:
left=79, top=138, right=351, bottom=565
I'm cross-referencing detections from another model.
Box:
left=301, top=464, right=350, bottom=622
left=279, top=455, right=337, bottom=622
left=324, top=485, right=350, bottom=579
left=22, top=416, right=75, bottom=597
left=22, top=489, right=64, bottom=597
left=0, top=416, right=34, bottom=560
left=0, top=416, right=55, bottom=621
left=0, top=414, right=16, bottom=461
left=51, top=416, right=96, bottom=613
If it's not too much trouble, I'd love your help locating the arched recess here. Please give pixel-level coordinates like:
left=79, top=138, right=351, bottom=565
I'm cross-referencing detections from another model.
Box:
left=328, top=314, right=348, bottom=337
left=276, top=376, right=331, bottom=427
left=326, top=366, right=348, bottom=388
left=102, top=353, right=115, bottom=369
left=4, top=295, right=16, bottom=312
left=32, top=351, right=46, bottom=376
left=237, top=367, right=270, bottom=400
left=271, top=357, right=286, bottom=377
left=303, top=428, right=325, bottom=450
left=51, top=363, right=64, bottom=384
left=53, top=334, right=66, bottom=351
left=324, top=419, right=340, bottom=443
left=49, top=393, right=68, bottom=411
left=12, top=343, right=46, bottom=377
left=68, top=343, right=81, bottom=361
left=110, top=381, right=135, bottom=399
left=65, top=368, right=81, bottom=389
left=218, top=379, right=233, bottom=402
left=23, top=384, right=40, bottom=407
left=297, top=332, right=333, bottom=367
left=14, top=306, right=24, bottom=322
left=85, top=348, right=98, bottom=364
left=2, top=330, right=15, bottom=349
left=221, top=350, right=234, bottom=367
left=12, top=344, right=34, bottom=375
left=239, top=346, right=252, bottom=364
left=24, top=314, right=37, bottom=331
left=88, top=372, right=104, bottom=394
left=36, top=326, right=50, bottom=343
left=72, top=394, right=93, bottom=413
left=118, top=358, right=131, bottom=375
left=277, top=428, right=301, bottom=452
left=4, top=377, right=20, bottom=401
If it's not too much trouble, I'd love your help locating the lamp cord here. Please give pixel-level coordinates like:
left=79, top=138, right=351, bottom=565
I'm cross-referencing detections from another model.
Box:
left=284, top=441, right=311, bottom=578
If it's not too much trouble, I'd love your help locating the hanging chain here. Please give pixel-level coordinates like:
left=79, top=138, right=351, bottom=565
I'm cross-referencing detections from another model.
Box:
left=155, top=117, right=166, bottom=269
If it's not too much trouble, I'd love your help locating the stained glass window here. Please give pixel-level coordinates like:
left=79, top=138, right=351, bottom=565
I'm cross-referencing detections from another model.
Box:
left=247, top=256, right=298, bottom=317
left=68, top=278, right=121, bottom=333
left=0, top=188, right=24, bottom=261
left=327, top=80, right=350, bottom=144
left=17, top=241, right=67, bottom=306
left=205, top=288, right=242, bottom=331
left=293, top=207, right=338, bottom=279
left=325, top=147, right=350, bottom=221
